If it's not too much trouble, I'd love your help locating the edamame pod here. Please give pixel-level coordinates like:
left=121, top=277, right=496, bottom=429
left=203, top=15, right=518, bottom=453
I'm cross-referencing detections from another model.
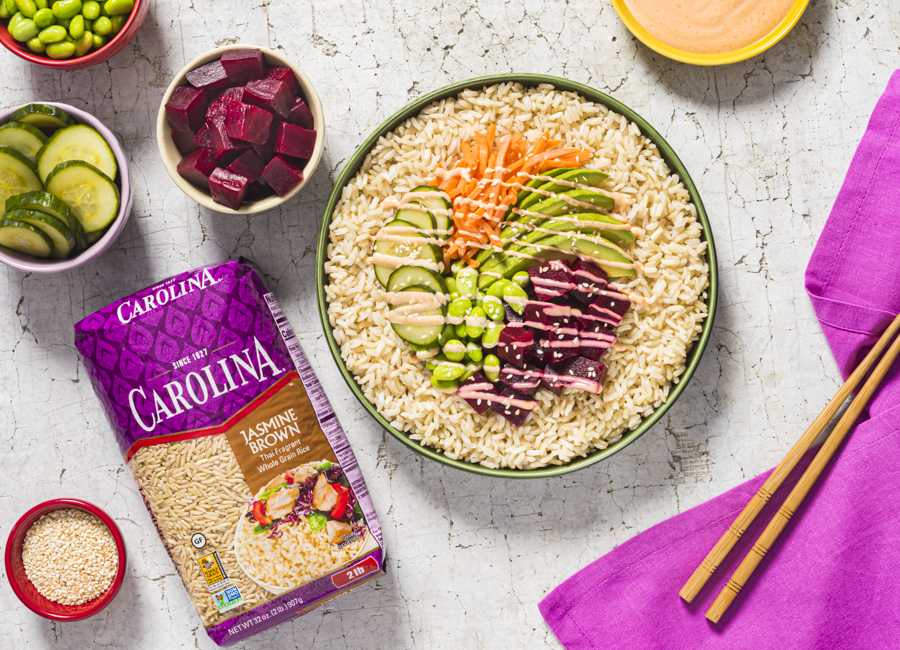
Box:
left=483, top=354, right=501, bottom=382
left=45, top=39, right=74, bottom=57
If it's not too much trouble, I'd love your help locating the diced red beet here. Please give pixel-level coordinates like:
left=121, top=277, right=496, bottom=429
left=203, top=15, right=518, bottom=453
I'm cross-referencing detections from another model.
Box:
left=560, top=357, right=608, bottom=394
left=186, top=60, right=230, bottom=90
left=226, top=149, right=266, bottom=183
left=176, top=148, right=217, bottom=189
left=220, top=48, right=266, bottom=84
left=490, top=388, right=537, bottom=427
left=203, top=119, right=249, bottom=162
left=244, top=79, right=293, bottom=119
left=171, top=129, right=198, bottom=156
left=265, top=66, right=301, bottom=96
left=193, top=122, right=212, bottom=149
left=208, top=168, right=250, bottom=210
left=545, top=331, right=581, bottom=363
left=245, top=181, right=274, bottom=202
left=504, top=303, right=524, bottom=324
left=570, top=258, right=609, bottom=305
left=497, top=326, right=534, bottom=368
left=588, top=290, right=631, bottom=329
left=207, top=86, right=244, bottom=122
left=261, top=155, right=304, bottom=196
left=225, top=103, right=273, bottom=145
left=286, top=96, right=314, bottom=129
left=251, top=123, right=278, bottom=163
left=528, top=260, right=574, bottom=299
left=540, top=362, right=567, bottom=395
left=165, top=86, right=208, bottom=133
left=499, top=364, right=542, bottom=395
left=275, top=122, right=316, bottom=159
left=580, top=337, right=613, bottom=361
left=594, top=288, right=631, bottom=317
left=457, top=372, right=501, bottom=415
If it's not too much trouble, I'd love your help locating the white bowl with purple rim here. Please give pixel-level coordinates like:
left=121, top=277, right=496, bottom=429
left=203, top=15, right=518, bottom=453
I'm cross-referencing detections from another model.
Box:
left=0, top=102, right=133, bottom=275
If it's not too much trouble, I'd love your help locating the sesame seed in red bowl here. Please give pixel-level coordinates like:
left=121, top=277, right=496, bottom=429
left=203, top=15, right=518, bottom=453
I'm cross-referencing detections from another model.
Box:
left=5, top=498, right=126, bottom=621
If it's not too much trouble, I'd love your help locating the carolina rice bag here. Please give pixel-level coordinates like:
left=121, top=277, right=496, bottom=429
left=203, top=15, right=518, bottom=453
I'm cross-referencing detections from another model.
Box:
left=74, top=259, right=385, bottom=645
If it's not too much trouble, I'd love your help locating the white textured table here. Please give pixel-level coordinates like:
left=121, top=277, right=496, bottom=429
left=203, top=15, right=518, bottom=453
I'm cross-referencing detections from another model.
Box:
left=0, top=0, right=891, bottom=647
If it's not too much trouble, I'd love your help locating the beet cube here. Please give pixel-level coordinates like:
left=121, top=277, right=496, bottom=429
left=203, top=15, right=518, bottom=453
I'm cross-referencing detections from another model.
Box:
left=580, top=338, right=613, bottom=361
left=219, top=48, right=266, bottom=85
left=588, top=290, right=631, bottom=328
left=522, top=300, right=551, bottom=329
left=251, top=123, right=278, bottom=163
left=540, top=362, right=568, bottom=395
left=186, top=60, right=230, bottom=91
left=171, top=128, right=198, bottom=156
left=457, top=372, right=501, bottom=415
left=193, top=122, right=212, bottom=149
left=276, top=122, right=316, bottom=159
left=261, top=155, right=304, bottom=196
left=225, top=103, right=273, bottom=145
left=176, top=148, right=217, bottom=189
left=531, top=337, right=552, bottom=368
left=499, top=364, right=542, bottom=396
left=246, top=181, right=274, bottom=202
left=265, top=66, right=301, bottom=96
left=208, top=168, right=250, bottom=210
left=560, top=357, right=608, bottom=394
left=504, top=303, right=524, bottom=324
left=244, top=78, right=293, bottom=119
left=207, top=86, right=244, bottom=122
left=287, top=96, right=314, bottom=129
left=529, top=260, right=574, bottom=299
left=570, top=258, right=609, bottom=305
left=165, top=86, right=208, bottom=133
left=497, top=326, right=534, bottom=368
left=490, top=388, right=537, bottom=427
left=203, top=119, right=249, bottom=162
left=545, top=332, right=581, bottom=363
left=227, top=149, right=266, bottom=183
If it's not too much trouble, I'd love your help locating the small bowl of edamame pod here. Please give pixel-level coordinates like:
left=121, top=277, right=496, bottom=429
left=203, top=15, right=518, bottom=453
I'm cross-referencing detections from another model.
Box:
left=0, top=0, right=147, bottom=70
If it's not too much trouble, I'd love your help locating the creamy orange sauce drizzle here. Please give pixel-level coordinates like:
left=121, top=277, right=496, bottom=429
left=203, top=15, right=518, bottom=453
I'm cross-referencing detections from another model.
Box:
left=623, top=0, right=795, bottom=55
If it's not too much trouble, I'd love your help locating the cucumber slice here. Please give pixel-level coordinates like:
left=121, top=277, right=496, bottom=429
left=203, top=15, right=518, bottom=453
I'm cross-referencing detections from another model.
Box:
left=409, top=185, right=452, bottom=232
left=8, top=104, right=77, bottom=132
left=85, top=228, right=107, bottom=245
left=373, top=219, right=442, bottom=287
left=387, top=265, right=448, bottom=294
left=395, top=207, right=437, bottom=233
left=5, top=191, right=85, bottom=253
left=0, top=122, right=47, bottom=161
left=389, top=285, right=445, bottom=347
left=36, top=125, right=118, bottom=182
left=44, top=161, right=120, bottom=234
left=4, top=208, right=75, bottom=259
left=0, top=146, right=43, bottom=208
left=0, top=219, right=55, bottom=258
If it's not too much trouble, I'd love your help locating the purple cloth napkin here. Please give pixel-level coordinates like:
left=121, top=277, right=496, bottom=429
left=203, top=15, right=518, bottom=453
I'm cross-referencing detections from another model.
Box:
left=539, top=71, right=900, bottom=650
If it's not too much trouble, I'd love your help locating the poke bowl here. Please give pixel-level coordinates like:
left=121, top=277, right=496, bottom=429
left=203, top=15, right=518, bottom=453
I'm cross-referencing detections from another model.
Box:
left=316, top=74, right=718, bottom=478
left=156, top=45, right=325, bottom=215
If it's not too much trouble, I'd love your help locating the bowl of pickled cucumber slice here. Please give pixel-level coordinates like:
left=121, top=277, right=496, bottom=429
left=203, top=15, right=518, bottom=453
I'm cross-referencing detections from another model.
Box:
left=0, top=102, right=132, bottom=273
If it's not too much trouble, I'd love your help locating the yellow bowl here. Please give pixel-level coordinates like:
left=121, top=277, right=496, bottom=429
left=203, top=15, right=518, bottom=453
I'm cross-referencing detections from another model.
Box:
left=611, top=0, right=810, bottom=66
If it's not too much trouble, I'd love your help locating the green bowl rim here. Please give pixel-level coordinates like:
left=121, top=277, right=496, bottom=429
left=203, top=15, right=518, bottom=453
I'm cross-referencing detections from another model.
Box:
left=315, top=73, right=719, bottom=479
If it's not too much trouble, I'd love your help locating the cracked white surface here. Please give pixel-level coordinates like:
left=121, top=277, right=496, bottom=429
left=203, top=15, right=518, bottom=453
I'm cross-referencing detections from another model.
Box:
left=0, top=0, right=891, bottom=647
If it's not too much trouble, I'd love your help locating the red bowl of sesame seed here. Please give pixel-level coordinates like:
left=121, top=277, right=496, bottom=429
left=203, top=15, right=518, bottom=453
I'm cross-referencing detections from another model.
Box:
left=4, top=499, right=126, bottom=621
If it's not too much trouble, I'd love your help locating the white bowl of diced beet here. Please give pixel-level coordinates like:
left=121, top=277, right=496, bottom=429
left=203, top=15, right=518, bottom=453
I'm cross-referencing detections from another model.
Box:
left=156, top=45, right=324, bottom=214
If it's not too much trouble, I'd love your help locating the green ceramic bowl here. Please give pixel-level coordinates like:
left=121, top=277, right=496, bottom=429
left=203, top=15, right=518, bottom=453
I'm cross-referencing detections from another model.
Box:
left=316, top=74, right=718, bottom=479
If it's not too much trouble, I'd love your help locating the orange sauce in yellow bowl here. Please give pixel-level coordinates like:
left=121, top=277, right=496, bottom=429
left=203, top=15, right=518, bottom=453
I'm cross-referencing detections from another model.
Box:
left=611, top=0, right=809, bottom=65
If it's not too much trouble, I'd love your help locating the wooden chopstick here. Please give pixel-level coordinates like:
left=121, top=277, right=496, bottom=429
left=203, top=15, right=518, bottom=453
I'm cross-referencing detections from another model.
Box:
left=705, top=315, right=900, bottom=622
left=680, top=311, right=900, bottom=604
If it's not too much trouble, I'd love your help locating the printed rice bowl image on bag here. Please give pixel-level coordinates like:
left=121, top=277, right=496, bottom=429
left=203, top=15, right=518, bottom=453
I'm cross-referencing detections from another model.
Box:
left=73, top=258, right=385, bottom=646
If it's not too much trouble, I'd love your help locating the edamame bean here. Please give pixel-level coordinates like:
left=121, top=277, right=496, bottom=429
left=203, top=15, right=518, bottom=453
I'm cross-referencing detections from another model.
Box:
left=33, top=6, right=54, bottom=26
left=67, top=13, right=83, bottom=38
left=454, top=323, right=468, bottom=339
left=447, top=297, right=472, bottom=323
left=51, top=0, right=80, bottom=18
left=460, top=362, right=481, bottom=382
left=432, top=362, right=465, bottom=382
left=438, top=324, right=455, bottom=348
left=55, top=15, right=67, bottom=27
left=0, top=4, right=10, bottom=18
left=430, top=376, right=460, bottom=391
left=444, top=277, right=457, bottom=295
left=502, top=283, right=528, bottom=313
left=424, top=354, right=447, bottom=372
left=511, top=271, right=530, bottom=288
left=7, top=10, right=23, bottom=27
left=80, top=0, right=97, bottom=17
left=482, top=295, right=504, bottom=322
left=73, top=29, right=91, bottom=55
left=82, top=17, right=91, bottom=30
left=38, top=23, right=65, bottom=41
left=442, top=339, right=466, bottom=362
left=4, top=0, right=18, bottom=15
left=102, top=0, right=131, bottom=15
left=109, top=13, right=124, bottom=32
left=466, top=306, right=486, bottom=339
left=482, top=323, right=504, bottom=349
left=456, top=268, right=478, bottom=298
left=486, top=279, right=512, bottom=299
left=11, top=18, right=38, bottom=41
left=14, top=0, right=37, bottom=18
left=91, top=14, right=109, bottom=34
left=26, top=35, right=45, bottom=51
left=465, top=343, right=483, bottom=363
left=97, top=0, right=108, bottom=14
left=92, top=32, right=105, bottom=49
left=483, top=354, right=501, bottom=382
left=34, top=0, right=47, bottom=7
left=45, top=39, right=74, bottom=57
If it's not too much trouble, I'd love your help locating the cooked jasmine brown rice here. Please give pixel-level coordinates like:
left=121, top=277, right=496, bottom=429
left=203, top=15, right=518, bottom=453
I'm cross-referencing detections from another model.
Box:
left=325, top=83, right=709, bottom=470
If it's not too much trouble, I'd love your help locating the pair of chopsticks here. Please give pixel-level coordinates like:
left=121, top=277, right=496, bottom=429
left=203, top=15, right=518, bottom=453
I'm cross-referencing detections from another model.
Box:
left=680, top=311, right=900, bottom=622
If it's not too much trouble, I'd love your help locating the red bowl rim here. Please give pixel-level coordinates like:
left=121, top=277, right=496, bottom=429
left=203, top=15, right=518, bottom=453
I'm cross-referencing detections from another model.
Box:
left=0, top=0, right=144, bottom=68
left=4, top=498, right=127, bottom=621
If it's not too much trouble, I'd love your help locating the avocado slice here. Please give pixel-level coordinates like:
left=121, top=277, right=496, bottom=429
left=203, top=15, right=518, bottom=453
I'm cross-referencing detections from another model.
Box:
left=519, top=169, right=611, bottom=211
left=513, top=167, right=573, bottom=207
